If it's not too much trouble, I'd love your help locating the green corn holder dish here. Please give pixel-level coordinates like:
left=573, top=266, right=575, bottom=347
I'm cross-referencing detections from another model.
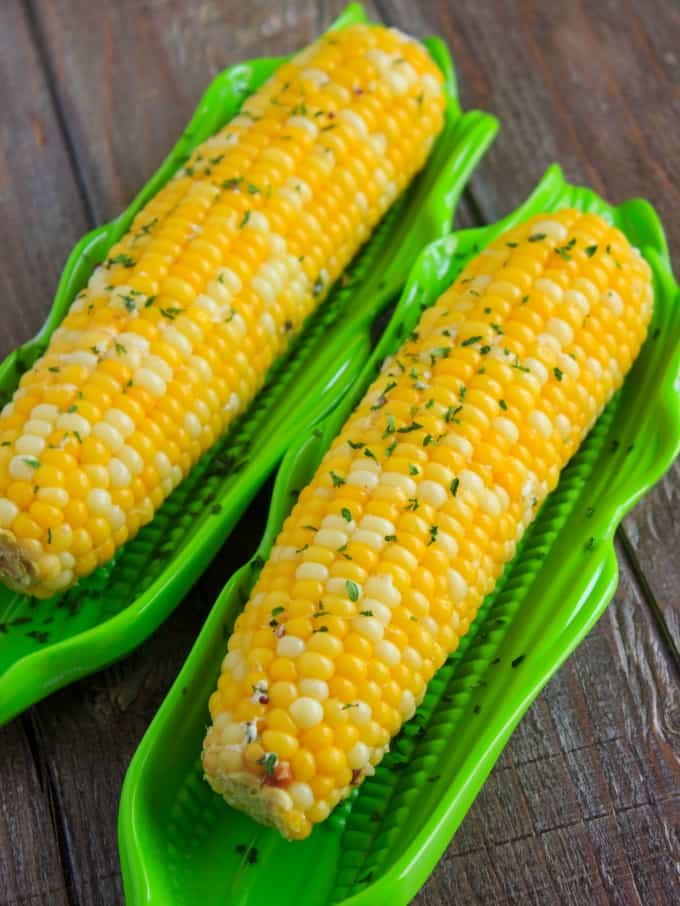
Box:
left=119, top=165, right=680, bottom=906
left=0, top=3, right=498, bottom=725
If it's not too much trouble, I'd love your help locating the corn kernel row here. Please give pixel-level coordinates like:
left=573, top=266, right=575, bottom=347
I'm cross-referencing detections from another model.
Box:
left=0, top=24, right=445, bottom=597
left=202, top=210, right=653, bottom=839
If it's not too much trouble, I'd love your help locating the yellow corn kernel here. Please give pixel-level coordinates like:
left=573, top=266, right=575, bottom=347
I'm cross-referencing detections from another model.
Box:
left=202, top=209, right=653, bottom=839
left=0, top=21, right=445, bottom=598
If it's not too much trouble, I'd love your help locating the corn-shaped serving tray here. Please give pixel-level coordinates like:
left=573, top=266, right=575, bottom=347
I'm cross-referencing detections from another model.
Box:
left=0, top=3, right=498, bottom=724
left=118, top=165, right=680, bottom=906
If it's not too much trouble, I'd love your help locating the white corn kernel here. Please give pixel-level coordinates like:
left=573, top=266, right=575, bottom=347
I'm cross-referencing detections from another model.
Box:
left=381, top=472, right=416, bottom=495
left=531, top=219, right=568, bottom=241
left=298, top=679, right=329, bottom=701
left=106, top=409, right=134, bottom=436
left=87, top=489, right=111, bottom=514
left=56, top=413, right=91, bottom=437
left=360, top=515, right=394, bottom=535
left=364, top=575, right=400, bottom=606
left=0, top=498, right=18, bottom=527
left=37, top=487, right=68, bottom=508
left=418, top=479, right=447, bottom=509
left=23, top=419, right=52, bottom=438
left=31, top=404, right=59, bottom=421
left=289, top=697, right=324, bottom=728
left=375, top=639, right=401, bottom=666
left=108, top=458, right=132, bottom=488
left=15, top=435, right=46, bottom=456
left=349, top=702, right=372, bottom=725
left=351, top=529, right=384, bottom=551
left=9, top=456, right=39, bottom=481
left=346, top=470, right=379, bottom=490
left=447, top=569, right=468, bottom=602
left=529, top=410, right=553, bottom=438
left=535, top=278, right=564, bottom=302
left=400, top=690, right=416, bottom=720
left=348, top=742, right=370, bottom=770
left=295, top=562, right=328, bottom=582
left=289, top=782, right=315, bottom=810
left=277, top=635, right=305, bottom=658
left=352, top=616, right=384, bottom=643
left=93, top=422, right=124, bottom=452
left=315, top=529, right=348, bottom=549
left=547, top=318, right=574, bottom=347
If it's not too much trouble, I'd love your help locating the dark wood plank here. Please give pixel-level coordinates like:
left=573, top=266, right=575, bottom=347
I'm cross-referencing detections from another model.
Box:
left=377, top=0, right=680, bottom=659
left=0, top=721, right=70, bottom=906
left=0, top=3, right=93, bottom=903
left=622, top=461, right=680, bottom=655
left=28, top=482, right=272, bottom=905
left=0, top=0, right=90, bottom=358
left=413, top=547, right=680, bottom=905
left=30, top=0, right=379, bottom=223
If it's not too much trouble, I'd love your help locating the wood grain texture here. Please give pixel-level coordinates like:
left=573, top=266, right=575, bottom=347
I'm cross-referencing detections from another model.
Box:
left=378, top=0, right=680, bottom=660
left=28, top=481, right=273, bottom=905
left=0, top=4, right=86, bottom=903
left=0, top=0, right=89, bottom=358
left=30, top=0, right=378, bottom=223
left=0, top=2, right=677, bottom=905
left=413, top=546, right=680, bottom=906
left=0, top=720, right=69, bottom=906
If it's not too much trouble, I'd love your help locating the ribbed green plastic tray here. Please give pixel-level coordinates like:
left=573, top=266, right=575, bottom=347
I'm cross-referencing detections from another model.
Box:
left=119, top=165, right=680, bottom=906
left=0, top=3, right=497, bottom=725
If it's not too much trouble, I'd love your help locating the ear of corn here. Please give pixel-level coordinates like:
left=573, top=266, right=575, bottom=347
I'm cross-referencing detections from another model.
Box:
left=0, top=24, right=445, bottom=598
left=202, top=210, right=653, bottom=840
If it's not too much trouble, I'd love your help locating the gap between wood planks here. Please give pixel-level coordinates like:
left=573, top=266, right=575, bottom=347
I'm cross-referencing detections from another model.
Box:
left=24, top=0, right=97, bottom=230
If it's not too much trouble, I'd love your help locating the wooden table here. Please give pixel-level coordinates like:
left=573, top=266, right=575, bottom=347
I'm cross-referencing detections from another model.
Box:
left=1, top=1, right=678, bottom=903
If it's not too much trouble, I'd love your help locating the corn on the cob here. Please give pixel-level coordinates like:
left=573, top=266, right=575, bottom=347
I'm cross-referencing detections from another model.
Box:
left=0, top=25, right=445, bottom=598
left=202, top=210, right=653, bottom=839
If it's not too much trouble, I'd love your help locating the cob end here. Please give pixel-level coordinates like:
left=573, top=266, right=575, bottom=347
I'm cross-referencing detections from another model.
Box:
left=202, top=758, right=299, bottom=840
left=0, top=530, right=36, bottom=593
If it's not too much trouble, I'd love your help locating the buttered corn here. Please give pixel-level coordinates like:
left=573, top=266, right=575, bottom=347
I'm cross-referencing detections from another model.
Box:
left=0, top=24, right=445, bottom=597
left=202, top=210, right=653, bottom=839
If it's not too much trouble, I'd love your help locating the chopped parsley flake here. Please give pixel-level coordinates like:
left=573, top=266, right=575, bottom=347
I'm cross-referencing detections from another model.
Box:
left=429, top=347, right=450, bottom=365
left=330, top=471, right=345, bottom=487
left=341, top=507, right=352, bottom=522
left=106, top=253, right=135, bottom=268
left=257, top=752, right=278, bottom=776
left=450, top=477, right=460, bottom=496
left=346, top=580, right=359, bottom=602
